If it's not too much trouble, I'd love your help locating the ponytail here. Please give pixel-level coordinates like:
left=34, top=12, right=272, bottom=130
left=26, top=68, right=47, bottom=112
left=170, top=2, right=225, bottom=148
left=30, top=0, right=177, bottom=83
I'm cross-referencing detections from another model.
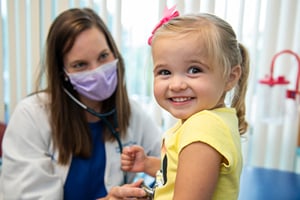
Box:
left=231, top=43, right=250, bottom=135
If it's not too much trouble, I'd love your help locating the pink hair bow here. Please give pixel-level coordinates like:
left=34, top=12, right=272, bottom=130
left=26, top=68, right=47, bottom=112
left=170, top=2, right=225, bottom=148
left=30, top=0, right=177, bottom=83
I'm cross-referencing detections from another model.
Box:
left=148, top=5, right=179, bottom=45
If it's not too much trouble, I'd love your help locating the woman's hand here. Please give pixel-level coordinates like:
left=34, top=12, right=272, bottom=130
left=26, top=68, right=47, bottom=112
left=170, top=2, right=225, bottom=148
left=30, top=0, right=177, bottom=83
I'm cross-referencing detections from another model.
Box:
left=98, top=179, right=149, bottom=200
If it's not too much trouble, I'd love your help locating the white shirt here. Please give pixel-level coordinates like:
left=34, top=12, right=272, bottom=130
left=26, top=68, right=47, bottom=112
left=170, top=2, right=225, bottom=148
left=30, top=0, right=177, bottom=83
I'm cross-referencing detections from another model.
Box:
left=0, top=93, right=162, bottom=200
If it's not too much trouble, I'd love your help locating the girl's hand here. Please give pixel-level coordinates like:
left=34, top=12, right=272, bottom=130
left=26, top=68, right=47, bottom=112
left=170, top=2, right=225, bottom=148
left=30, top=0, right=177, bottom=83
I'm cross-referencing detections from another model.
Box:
left=121, top=145, right=147, bottom=172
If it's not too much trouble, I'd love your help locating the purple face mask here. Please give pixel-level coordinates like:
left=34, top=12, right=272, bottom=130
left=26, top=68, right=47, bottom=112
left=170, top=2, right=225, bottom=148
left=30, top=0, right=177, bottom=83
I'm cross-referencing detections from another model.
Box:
left=65, top=59, right=118, bottom=101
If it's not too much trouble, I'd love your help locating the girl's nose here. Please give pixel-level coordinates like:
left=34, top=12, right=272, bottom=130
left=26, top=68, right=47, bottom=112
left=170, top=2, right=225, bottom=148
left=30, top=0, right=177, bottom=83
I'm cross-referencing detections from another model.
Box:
left=169, top=75, right=187, bottom=91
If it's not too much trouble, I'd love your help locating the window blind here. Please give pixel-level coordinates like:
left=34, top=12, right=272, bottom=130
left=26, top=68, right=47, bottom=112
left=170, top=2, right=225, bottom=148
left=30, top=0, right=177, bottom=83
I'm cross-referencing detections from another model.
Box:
left=0, top=0, right=300, bottom=172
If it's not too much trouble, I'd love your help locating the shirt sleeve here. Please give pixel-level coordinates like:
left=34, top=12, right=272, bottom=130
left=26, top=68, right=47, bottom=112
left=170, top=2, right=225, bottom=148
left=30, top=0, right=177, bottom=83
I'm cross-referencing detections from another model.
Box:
left=179, top=112, right=237, bottom=171
left=1, top=97, right=64, bottom=200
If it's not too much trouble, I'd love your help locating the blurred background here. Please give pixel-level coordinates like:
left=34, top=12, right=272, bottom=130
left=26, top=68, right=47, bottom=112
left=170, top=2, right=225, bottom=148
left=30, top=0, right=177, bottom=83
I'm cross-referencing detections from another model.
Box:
left=0, top=0, right=300, bottom=173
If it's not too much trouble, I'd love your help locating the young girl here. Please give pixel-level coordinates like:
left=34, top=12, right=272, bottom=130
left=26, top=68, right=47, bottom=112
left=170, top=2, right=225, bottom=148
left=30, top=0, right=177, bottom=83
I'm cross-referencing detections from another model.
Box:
left=121, top=11, right=249, bottom=200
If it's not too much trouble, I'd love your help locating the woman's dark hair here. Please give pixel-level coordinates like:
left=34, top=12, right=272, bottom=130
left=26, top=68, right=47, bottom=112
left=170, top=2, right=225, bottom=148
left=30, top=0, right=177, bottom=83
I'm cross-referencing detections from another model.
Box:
left=36, top=8, right=131, bottom=164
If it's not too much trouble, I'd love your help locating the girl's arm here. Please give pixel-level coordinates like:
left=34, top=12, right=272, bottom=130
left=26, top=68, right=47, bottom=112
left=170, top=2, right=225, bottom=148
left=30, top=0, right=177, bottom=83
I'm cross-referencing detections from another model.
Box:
left=144, top=156, right=161, bottom=177
left=173, top=142, right=222, bottom=200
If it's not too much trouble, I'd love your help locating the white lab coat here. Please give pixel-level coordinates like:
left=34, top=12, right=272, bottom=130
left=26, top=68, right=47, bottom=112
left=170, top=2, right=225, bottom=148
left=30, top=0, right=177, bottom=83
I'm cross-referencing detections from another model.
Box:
left=0, top=93, right=162, bottom=200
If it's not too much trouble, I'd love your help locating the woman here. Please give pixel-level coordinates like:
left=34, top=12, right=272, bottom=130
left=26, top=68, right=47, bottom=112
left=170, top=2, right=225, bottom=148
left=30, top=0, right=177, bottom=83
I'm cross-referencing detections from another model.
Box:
left=1, top=8, right=161, bottom=200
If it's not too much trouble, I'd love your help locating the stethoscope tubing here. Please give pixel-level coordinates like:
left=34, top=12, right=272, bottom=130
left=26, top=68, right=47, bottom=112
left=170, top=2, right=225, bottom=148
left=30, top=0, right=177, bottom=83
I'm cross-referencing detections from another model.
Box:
left=63, top=88, right=127, bottom=183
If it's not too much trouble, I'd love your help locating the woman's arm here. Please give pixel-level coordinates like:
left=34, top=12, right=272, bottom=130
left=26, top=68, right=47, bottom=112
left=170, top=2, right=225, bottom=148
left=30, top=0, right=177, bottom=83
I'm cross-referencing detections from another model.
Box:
left=1, top=97, right=64, bottom=199
left=98, top=179, right=147, bottom=200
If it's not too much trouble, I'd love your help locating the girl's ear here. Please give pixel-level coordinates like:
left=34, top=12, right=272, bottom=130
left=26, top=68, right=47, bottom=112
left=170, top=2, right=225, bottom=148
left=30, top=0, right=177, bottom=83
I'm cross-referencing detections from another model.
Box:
left=225, top=65, right=241, bottom=91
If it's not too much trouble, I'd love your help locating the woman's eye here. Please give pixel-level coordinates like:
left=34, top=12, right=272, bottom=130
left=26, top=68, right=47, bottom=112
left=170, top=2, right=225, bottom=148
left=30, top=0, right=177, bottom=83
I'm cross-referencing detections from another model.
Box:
left=188, top=67, right=202, bottom=74
left=72, top=63, right=86, bottom=69
left=99, top=52, right=110, bottom=61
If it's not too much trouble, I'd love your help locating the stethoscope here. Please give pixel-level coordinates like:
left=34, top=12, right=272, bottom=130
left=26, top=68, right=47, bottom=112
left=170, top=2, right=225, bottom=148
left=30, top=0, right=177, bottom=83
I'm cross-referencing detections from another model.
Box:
left=63, top=88, right=127, bottom=184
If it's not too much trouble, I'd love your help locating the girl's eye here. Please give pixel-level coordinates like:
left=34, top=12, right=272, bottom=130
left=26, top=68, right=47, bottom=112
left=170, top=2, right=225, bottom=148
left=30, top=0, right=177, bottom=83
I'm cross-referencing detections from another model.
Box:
left=188, top=67, right=202, bottom=74
left=157, top=69, right=171, bottom=76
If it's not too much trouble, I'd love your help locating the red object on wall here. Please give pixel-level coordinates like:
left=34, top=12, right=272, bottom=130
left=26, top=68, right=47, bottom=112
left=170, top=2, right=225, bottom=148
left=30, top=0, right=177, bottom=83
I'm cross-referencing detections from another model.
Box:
left=259, top=49, right=300, bottom=99
left=0, top=122, right=6, bottom=157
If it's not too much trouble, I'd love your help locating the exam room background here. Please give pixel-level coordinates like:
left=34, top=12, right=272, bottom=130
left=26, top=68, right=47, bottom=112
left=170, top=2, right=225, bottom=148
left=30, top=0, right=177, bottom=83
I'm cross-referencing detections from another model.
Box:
left=0, top=0, right=300, bottom=172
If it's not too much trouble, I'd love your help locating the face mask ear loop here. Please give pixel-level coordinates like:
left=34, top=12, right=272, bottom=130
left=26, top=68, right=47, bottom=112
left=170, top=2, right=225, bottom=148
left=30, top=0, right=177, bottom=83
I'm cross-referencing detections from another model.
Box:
left=62, top=68, right=69, bottom=81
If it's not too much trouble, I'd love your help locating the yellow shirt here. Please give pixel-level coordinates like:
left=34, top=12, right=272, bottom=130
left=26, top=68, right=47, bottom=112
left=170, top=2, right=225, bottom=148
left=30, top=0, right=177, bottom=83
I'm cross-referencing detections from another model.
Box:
left=154, top=108, right=242, bottom=200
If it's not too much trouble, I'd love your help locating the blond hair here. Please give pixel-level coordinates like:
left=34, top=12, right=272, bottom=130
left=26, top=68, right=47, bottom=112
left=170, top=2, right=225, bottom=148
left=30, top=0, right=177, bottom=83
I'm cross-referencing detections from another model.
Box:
left=152, top=13, right=249, bottom=135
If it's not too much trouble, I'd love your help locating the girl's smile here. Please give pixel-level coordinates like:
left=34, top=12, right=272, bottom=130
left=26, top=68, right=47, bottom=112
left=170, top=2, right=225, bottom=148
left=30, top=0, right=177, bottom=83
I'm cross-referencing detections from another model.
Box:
left=152, top=35, right=228, bottom=120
